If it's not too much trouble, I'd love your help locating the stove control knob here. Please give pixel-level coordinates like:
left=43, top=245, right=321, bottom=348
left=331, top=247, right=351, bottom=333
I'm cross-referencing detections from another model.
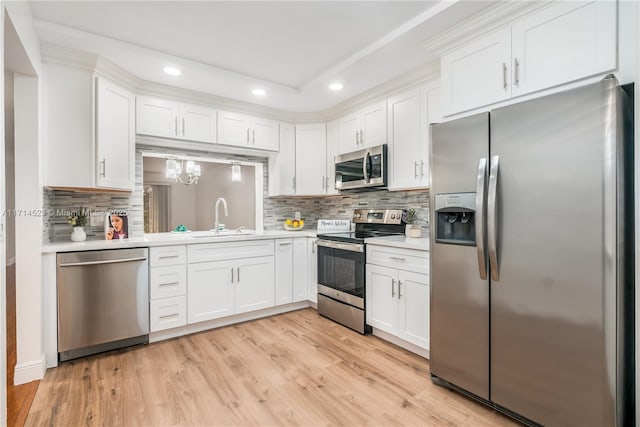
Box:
left=390, top=214, right=396, bottom=219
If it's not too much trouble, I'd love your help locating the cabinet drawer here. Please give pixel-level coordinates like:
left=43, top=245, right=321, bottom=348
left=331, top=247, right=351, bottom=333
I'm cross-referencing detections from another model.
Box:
left=188, top=240, right=274, bottom=264
left=367, top=245, right=429, bottom=275
left=150, top=265, right=186, bottom=299
left=150, top=296, right=187, bottom=332
left=150, top=245, right=186, bottom=267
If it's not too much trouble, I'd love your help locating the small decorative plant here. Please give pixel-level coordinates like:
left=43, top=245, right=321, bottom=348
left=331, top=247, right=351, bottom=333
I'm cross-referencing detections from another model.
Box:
left=68, top=207, right=89, bottom=227
left=405, top=209, right=417, bottom=224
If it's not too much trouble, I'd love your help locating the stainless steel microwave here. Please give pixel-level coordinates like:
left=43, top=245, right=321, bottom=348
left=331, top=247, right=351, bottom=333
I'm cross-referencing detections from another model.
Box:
left=335, top=144, right=387, bottom=190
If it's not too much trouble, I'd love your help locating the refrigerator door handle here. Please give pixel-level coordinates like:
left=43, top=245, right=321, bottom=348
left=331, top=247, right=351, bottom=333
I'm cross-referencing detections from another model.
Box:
left=475, top=157, right=488, bottom=280
left=487, top=155, right=500, bottom=281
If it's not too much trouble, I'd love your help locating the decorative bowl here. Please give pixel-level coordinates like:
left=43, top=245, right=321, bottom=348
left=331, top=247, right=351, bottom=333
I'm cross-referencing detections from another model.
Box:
left=284, top=224, right=305, bottom=231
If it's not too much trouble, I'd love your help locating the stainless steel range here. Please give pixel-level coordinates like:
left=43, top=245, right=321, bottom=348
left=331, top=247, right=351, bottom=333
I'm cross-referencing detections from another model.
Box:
left=316, top=208, right=405, bottom=333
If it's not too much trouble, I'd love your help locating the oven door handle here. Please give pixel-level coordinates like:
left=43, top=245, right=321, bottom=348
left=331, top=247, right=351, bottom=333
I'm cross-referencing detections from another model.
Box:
left=317, top=240, right=364, bottom=253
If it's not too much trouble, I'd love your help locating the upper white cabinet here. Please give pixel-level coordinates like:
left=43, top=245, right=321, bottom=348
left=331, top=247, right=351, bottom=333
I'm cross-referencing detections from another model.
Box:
left=441, top=0, right=616, bottom=116
left=387, top=85, right=434, bottom=191
left=44, top=63, right=135, bottom=191
left=338, top=100, right=387, bottom=154
left=325, top=120, right=340, bottom=195
left=268, top=122, right=296, bottom=196
left=295, top=123, right=327, bottom=196
left=218, top=111, right=279, bottom=151
left=136, top=96, right=217, bottom=143
left=96, top=78, right=136, bottom=190
left=441, top=28, right=512, bottom=116
left=510, top=1, right=616, bottom=97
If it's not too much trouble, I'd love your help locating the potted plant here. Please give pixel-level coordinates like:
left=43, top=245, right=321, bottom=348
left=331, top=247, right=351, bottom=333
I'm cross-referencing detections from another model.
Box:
left=68, top=207, right=89, bottom=242
left=404, top=209, right=422, bottom=238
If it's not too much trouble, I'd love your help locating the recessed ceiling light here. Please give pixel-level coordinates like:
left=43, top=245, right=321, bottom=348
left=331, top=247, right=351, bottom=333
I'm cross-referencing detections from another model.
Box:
left=163, top=67, right=181, bottom=76
left=329, top=82, right=344, bottom=91
left=252, top=88, right=266, bottom=96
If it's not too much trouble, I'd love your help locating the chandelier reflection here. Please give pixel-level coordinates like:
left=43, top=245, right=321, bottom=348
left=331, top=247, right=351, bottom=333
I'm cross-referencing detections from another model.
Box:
left=165, top=158, right=201, bottom=185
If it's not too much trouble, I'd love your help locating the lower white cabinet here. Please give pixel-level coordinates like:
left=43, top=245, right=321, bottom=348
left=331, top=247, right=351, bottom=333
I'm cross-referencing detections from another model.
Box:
left=307, top=238, right=318, bottom=304
left=149, top=247, right=188, bottom=332
left=275, top=238, right=308, bottom=305
left=187, top=255, right=275, bottom=323
left=366, top=247, right=429, bottom=350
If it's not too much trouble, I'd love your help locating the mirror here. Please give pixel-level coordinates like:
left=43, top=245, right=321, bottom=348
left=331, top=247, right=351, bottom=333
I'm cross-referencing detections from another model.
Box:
left=143, top=156, right=259, bottom=233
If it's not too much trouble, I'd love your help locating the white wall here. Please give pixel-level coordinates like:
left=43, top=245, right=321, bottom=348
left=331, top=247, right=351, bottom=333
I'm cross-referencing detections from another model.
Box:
left=4, top=72, right=14, bottom=265
left=0, top=4, right=6, bottom=425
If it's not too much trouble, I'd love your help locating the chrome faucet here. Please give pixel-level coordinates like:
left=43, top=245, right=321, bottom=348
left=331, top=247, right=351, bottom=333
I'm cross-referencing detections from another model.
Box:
left=214, top=197, right=228, bottom=234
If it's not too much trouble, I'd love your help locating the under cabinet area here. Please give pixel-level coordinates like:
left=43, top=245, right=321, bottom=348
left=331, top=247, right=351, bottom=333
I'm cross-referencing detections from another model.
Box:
left=44, top=62, right=135, bottom=191
left=366, top=244, right=430, bottom=355
left=441, top=0, right=617, bottom=116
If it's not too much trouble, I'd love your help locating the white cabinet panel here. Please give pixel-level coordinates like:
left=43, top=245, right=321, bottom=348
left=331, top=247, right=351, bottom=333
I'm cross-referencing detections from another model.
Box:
left=150, top=245, right=187, bottom=267
left=187, top=260, right=235, bottom=323
left=181, top=104, right=216, bottom=143
left=218, top=111, right=251, bottom=147
left=275, top=239, right=293, bottom=305
left=338, top=113, right=360, bottom=154
left=361, top=100, right=387, bottom=149
left=307, top=238, right=318, bottom=304
left=295, top=123, right=327, bottom=195
left=366, top=265, right=397, bottom=335
left=292, top=238, right=308, bottom=302
left=397, top=271, right=429, bottom=349
left=95, top=77, right=135, bottom=190
left=252, top=117, right=279, bottom=151
left=325, top=120, right=339, bottom=195
left=367, top=245, right=429, bottom=275
left=511, top=0, right=616, bottom=97
left=150, top=264, right=187, bottom=300
left=441, top=28, right=512, bottom=115
left=136, top=96, right=180, bottom=139
left=150, top=296, right=187, bottom=332
left=235, top=256, right=275, bottom=314
left=268, top=123, right=296, bottom=196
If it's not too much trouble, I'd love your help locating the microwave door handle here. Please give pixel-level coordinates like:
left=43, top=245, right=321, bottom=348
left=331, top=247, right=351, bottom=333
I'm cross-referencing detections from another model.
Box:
left=363, top=151, right=370, bottom=183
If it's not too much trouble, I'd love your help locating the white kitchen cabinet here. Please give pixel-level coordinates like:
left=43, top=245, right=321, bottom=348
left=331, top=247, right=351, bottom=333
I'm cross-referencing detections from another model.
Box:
left=295, top=123, right=327, bottom=195
left=275, top=239, right=294, bottom=305
left=307, top=237, right=318, bottom=304
left=95, top=78, right=136, bottom=190
left=338, top=100, right=387, bottom=154
left=150, top=245, right=188, bottom=332
left=136, top=96, right=217, bottom=143
left=325, top=120, right=340, bottom=195
left=510, top=1, right=616, bottom=97
left=441, top=0, right=616, bottom=116
left=441, top=28, right=512, bottom=116
left=187, top=260, right=235, bottom=323
left=218, top=110, right=279, bottom=151
left=268, top=122, right=296, bottom=196
left=366, top=245, right=430, bottom=351
left=187, top=240, right=275, bottom=323
left=44, top=63, right=135, bottom=191
left=292, top=238, right=308, bottom=302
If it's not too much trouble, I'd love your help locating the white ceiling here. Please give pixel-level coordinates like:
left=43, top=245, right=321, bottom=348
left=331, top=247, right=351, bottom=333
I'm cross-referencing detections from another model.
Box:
left=29, top=1, right=493, bottom=113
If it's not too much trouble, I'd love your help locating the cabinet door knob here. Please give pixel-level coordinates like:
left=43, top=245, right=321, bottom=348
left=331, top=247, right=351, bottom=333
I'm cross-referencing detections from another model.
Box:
left=252, top=128, right=255, bottom=144
left=502, top=62, right=507, bottom=90
left=182, top=117, right=185, bottom=136
left=231, top=267, right=234, bottom=283
left=514, top=58, right=520, bottom=86
left=414, top=161, right=418, bottom=178
left=391, top=278, right=396, bottom=297
left=100, top=159, right=106, bottom=177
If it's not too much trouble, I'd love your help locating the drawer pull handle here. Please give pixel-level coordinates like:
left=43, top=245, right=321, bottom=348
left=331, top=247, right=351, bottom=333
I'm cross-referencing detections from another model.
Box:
left=159, top=281, right=179, bottom=287
left=159, top=313, right=179, bottom=319
left=158, top=254, right=179, bottom=259
left=279, top=242, right=292, bottom=246
left=390, top=257, right=406, bottom=262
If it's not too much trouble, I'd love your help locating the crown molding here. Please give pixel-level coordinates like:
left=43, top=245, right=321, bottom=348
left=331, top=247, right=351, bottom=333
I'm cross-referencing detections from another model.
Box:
left=421, top=1, right=550, bottom=56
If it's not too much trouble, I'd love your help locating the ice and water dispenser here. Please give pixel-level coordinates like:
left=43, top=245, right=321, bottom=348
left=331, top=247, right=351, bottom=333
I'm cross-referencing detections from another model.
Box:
left=434, top=193, right=476, bottom=246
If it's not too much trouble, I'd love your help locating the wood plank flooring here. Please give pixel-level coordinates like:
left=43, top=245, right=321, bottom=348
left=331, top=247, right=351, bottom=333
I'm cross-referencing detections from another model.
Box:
left=26, top=309, right=516, bottom=426
left=6, top=264, right=40, bottom=427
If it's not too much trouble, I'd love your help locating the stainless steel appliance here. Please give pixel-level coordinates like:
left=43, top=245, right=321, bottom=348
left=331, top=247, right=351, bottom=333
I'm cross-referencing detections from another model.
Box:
left=317, top=208, right=405, bottom=333
left=429, top=77, right=634, bottom=426
left=335, top=144, right=387, bottom=190
left=57, top=248, right=149, bottom=361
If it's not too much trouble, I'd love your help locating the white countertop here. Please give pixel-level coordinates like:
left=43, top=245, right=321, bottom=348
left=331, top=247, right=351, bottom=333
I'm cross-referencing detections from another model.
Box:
left=365, top=234, right=429, bottom=251
left=42, top=229, right=316, bottom=253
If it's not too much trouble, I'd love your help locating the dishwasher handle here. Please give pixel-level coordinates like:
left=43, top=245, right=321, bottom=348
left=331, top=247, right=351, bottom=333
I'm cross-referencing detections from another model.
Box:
left=59, top=257, right=148, bottom=267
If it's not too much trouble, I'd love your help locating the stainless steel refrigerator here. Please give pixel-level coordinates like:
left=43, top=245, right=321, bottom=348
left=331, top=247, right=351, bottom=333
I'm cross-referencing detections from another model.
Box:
left=429, top=77, right=634, bottom=426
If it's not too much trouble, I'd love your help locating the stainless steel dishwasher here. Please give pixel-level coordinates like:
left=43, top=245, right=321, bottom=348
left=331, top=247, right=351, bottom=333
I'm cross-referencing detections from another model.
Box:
left=57, top=248, right=149, bottom=361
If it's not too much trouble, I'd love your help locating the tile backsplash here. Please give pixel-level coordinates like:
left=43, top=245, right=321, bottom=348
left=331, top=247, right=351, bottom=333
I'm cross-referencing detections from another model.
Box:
left=43, top=146, right=429, bottom=242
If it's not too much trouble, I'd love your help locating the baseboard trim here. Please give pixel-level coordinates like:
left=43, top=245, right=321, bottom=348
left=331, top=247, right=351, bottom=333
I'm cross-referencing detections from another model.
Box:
left=14, top=353, right=46, bottom=385
left=371, top=328, right=430, bottom=359
left=150, top=301, right=312, bottom=343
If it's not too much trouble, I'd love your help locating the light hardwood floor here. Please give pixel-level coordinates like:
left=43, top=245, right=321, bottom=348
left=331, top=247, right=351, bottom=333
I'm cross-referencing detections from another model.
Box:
left=27, top=309, right=516, bottom=426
